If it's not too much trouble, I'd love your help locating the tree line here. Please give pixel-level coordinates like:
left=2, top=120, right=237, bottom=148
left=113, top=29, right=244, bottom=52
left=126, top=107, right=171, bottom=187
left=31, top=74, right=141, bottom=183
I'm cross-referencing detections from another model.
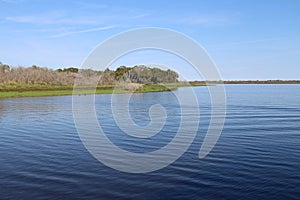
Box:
left=0, top=62, right=179, bottom=86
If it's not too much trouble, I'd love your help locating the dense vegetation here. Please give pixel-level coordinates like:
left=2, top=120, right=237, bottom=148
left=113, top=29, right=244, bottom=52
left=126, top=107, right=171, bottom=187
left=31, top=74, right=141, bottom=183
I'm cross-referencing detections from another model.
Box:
left=0, top=63, right=76, bottom=86
left=2, top=61, right=298, bottom=99
left=0, top=61, right=179, bottom=91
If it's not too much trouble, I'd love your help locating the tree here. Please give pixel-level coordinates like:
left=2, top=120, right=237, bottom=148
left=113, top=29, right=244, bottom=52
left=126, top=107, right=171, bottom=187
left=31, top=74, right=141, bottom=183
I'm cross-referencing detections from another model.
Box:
left=63, top=67, right=79, bottom=73
left=0, top=62, right=10, bottom=73
left=99, top=68, right=116, bottom=85
left=114, top=66, right=132, bottom=80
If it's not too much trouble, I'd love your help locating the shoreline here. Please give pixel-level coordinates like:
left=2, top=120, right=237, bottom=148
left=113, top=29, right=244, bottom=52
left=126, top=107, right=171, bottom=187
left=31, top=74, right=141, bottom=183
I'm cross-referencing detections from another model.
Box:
left=190, top=80, right=300, bottom=85
left=1, top=82, right=299, bottom=99
left=0, top=84, right=193, bottom=99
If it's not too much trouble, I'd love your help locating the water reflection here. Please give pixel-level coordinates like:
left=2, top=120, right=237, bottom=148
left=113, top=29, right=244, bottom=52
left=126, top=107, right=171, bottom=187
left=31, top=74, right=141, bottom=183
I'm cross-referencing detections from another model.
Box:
left=0, top=86, right=300, bottom=199
left=0, top=96, right=73, bottom=127
left=0, top=101, right=4, bottom=127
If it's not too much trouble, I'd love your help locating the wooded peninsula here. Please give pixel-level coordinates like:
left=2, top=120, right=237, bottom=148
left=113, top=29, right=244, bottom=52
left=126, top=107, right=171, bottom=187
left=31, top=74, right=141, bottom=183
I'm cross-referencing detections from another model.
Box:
left=0, top=61, right=299, bottom=98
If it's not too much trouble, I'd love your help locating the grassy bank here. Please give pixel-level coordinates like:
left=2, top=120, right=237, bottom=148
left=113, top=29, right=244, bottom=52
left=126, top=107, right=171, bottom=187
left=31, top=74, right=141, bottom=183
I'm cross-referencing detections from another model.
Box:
left=0, top=89, right=118, bottom=98
left=3, top=80, right=298, bottom=99
left=0, top=83, right=191, bottom=99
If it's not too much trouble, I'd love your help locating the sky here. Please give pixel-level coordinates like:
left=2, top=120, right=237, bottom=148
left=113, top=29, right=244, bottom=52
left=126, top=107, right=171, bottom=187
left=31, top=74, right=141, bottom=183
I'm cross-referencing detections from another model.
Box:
left=0, top=0, right=299, bottom=80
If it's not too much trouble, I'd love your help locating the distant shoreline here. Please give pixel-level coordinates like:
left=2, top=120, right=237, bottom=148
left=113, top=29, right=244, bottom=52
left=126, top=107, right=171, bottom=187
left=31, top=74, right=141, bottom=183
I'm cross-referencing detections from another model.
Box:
left=190, top=80, right=300, bottom=85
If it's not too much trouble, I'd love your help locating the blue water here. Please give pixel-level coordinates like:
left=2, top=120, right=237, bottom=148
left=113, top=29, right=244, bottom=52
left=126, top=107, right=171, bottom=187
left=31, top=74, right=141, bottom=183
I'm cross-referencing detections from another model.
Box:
left=0, top=85, right=299, bottom=199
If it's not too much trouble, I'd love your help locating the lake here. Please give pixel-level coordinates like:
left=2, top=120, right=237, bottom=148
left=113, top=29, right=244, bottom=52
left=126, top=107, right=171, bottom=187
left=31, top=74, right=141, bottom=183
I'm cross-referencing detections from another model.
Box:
left=0, top=85, right=299, bottom=199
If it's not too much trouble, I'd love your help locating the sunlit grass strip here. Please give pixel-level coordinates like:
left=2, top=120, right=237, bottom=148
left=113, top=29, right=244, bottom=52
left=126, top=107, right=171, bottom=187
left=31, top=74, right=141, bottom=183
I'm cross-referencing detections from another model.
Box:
left=0, top=84, right=175, bottom=98
left=0, top=82, right=209, bottom=99
left=0, top=89, right=114, bottom=98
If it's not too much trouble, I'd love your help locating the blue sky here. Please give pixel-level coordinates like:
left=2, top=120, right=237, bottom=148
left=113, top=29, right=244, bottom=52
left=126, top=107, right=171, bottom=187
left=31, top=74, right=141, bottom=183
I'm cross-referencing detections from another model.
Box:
left=0, top=0, right=299, bottom=80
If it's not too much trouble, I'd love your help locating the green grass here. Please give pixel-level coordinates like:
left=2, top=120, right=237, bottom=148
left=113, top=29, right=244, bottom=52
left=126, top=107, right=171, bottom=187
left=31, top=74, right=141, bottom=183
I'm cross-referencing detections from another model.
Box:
left=0, top=89, right=119, bottom=98
left=0, top=83, right=72, bottom=91
left=0, top=83, right=186, bottom=99
left=0, top=90, right=72, bottom=98
left=137, top=84, right=178, bottom=92
left=0, top=82, right=210, bottom=99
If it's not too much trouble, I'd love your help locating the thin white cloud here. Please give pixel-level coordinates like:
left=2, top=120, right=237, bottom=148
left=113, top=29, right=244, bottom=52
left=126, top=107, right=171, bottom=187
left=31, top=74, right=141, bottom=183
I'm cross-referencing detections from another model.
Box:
left=177, top=12, right=240, bottom=26
left=50, top=25, right=116, bottom=38
left=75, top=1, right=108, bottom=9
left=212, top=36, right=300, bottom=47
left=10, top=27, right=67, bottom=33
left=180, top=15, right=231, bottom=26
left=6, top=16, right=36, bottom=23
left=130, top=13, right=152, bottom=19
left=4, top=6, right=152, bottom=27
left=6, top=11, right=65, bottom=24
left=5, top=12, right=100, bottom=25
left=225, top=37, right=296, bottom=45
left=0, top=0, right=24, bottom=3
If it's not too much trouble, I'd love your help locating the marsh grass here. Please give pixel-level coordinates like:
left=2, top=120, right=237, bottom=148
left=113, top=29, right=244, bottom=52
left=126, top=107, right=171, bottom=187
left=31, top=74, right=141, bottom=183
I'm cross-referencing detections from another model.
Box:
left=0, top=83, right=198, bottom=98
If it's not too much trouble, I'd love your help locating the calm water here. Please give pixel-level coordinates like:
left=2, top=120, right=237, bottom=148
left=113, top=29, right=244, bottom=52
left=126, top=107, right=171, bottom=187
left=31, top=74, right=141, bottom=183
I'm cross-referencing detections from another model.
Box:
left=0, top=85, right=299, bottom=199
